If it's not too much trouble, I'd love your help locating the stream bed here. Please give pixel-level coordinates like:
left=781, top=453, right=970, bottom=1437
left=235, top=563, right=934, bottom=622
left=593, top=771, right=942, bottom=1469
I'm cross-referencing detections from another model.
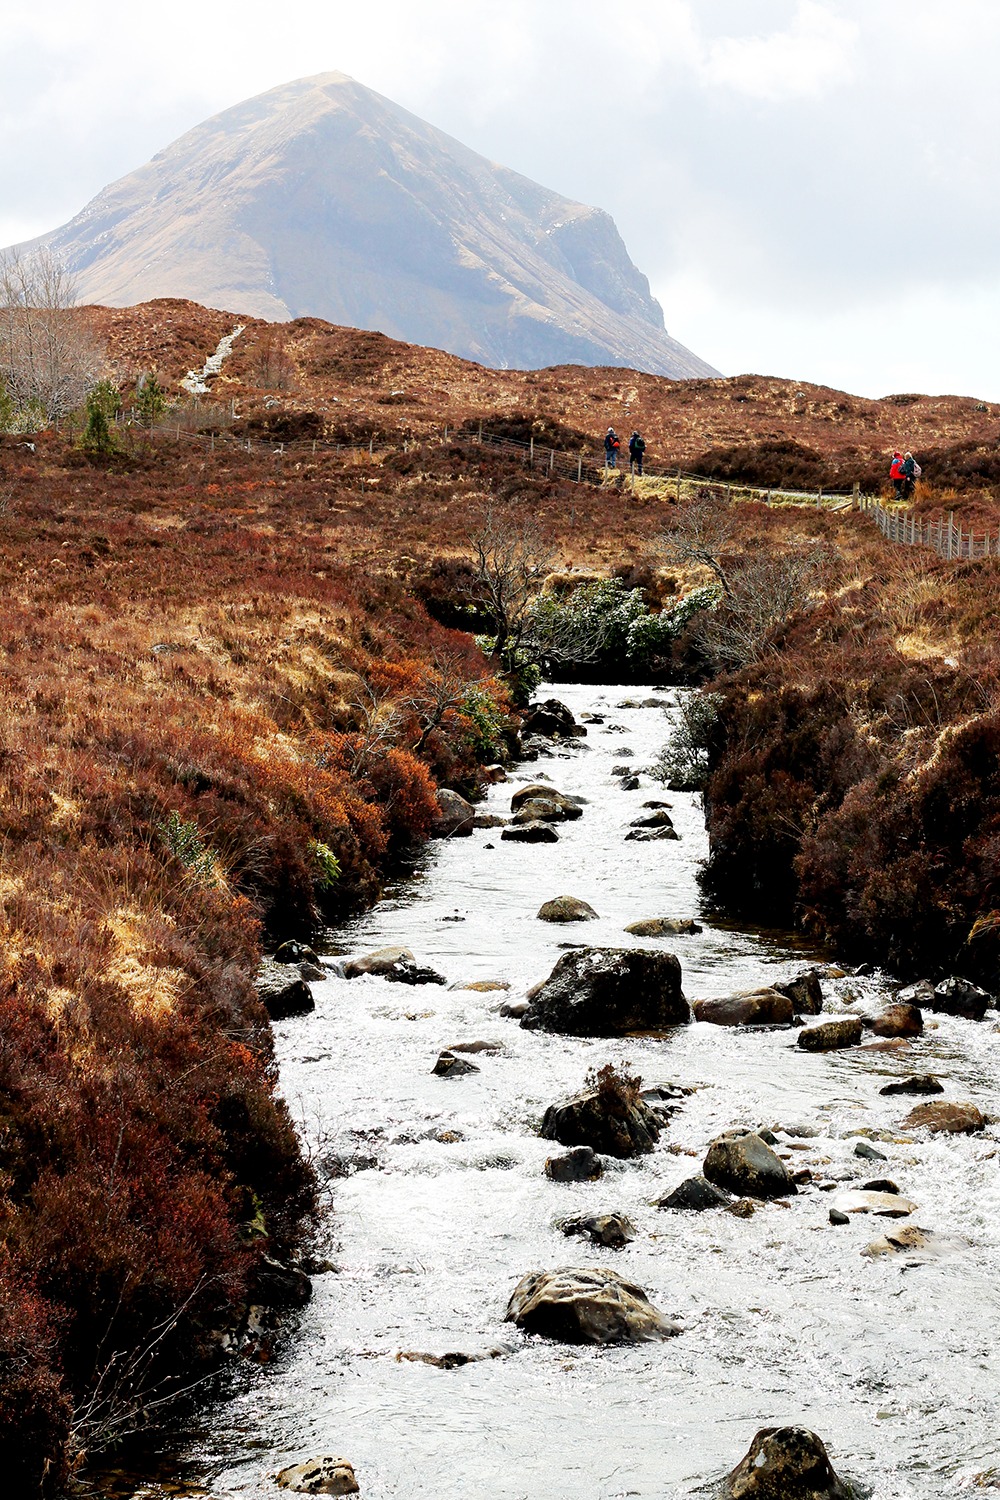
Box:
left=149, top=685, right=1000, bottom=1499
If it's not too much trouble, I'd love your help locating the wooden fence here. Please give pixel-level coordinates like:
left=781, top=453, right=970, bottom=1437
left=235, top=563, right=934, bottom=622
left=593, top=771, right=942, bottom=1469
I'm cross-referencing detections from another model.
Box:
left=858, top=493, right=1000, bottom=561
left=95, top=412, right=995, bottom=566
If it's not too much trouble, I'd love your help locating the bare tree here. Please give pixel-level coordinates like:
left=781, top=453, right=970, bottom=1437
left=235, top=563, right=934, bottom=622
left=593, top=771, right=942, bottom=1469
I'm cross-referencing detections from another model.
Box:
left=409, top=648, right=484, bottom=756
left=0, top=247, right=105, bottom=424
left=693, top=546, right=828, bottom=670
left=659, top=486, right=738, bottom=596
left=465, top=501, right=554, bottom=663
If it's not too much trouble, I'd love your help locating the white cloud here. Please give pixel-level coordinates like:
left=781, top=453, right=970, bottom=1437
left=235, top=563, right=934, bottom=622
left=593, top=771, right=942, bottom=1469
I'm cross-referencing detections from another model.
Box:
left=1, top=0, right=997, bottom=398
left=701, top=1, right=860, bottom=101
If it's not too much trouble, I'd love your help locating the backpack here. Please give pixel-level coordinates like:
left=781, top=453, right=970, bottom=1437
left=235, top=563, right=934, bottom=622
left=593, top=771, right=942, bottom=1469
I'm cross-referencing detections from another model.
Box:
left=912, top=461, right=922, bottom=478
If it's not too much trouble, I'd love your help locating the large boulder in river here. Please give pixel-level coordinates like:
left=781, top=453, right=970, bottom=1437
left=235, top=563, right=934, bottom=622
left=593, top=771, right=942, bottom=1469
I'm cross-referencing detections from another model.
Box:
left=274, top=1457, right=359, bottom=1495
left=625, top=825, right=679, bottom=842
left=537, top=896, right=598, bottom=923
left=431, top=787, right=475, bottom=837
left=693, top=989, right=794, bottom=1028
left=521, top=947, right=688, bottom=1036
left=719, top=1426, right=852, bottom=1499
left=505, top=1266, right=678, bottom=1344
left=512, top=798, right=569, bottom=824
left=871, top=1003, right=923, bottom=1038
left=797, top=1018, right=863, bottom=1052
left=544, top=1146, right=603, bottom=1182
left=501, top=821, right=559, bottom=844
left=520, top=699, right=586, bottom=740
left=900, top=1100, right=986, bottom=1134
left=540, top=1082, right=661, bottom=1158
left=703, top=1129, right=796, bottom=1200
left=510, top=784, right=583, bottom=819
left=774, top=969, right=825, bottom=1015
left=344, top=946, right=445, bottom=985
left=256, top=963, right=315, bottom=1020
left=929, top=976, right=992, bottom=1021
left=560, top=1213, right=636, bottom=1249
left=657, top=1175, right=732, bottom=1211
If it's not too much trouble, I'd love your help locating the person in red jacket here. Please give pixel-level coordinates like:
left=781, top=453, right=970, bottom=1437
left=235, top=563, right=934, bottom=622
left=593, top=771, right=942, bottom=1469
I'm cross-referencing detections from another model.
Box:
left=889, top=450, right=905, bottom=498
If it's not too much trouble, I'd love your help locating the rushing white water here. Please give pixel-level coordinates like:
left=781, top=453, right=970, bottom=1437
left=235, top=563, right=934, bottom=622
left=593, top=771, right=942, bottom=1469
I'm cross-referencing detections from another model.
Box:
left=164, top=685, right=1000, bottom=1500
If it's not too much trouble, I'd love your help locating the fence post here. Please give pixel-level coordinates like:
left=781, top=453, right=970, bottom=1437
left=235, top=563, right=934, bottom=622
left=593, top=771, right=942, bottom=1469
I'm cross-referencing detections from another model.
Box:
left=549, top=448, right=554, bottom=474
left=577, top=455, right=583, bottom=483
left=529, top=436, right=534, bottom=467
left=853, top=481, right=860, bottom=507
left=478, top=421, right=482, bottom=442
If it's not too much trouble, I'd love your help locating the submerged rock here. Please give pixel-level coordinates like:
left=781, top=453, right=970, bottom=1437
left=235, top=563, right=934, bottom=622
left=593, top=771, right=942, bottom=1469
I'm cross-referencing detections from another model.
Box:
left=871, top=1003, right=923, bottom=1038
left=693, top=989, right=794, bottom=1028
left=703, top=1129, right=796, bottom=1200
left=274, top=1457, right=359, bottom=1495
left=501, top=821, right=559, bottom=844
left=560, top=1212, right=636, bottom=1248
left=544, top=1146, right=603, bottom=1182
left=521, top=947, right=688, bottom=1036
left=879, top=1074, right=943, bottom=1096
left=719, top=1426, right=853, bottom=1498
left=862, top=1225, right=962, bottom=1259
left=628, top=809, right=675, bottom=830
left=900, top=1100, right=986, bottom=1134
left=432, top=1050, right=480, bottom=1077
left=830, top=1190, right=917, bottom=1218
left=657, top=1175, right=732, bottom=1211
left=537, top=895, right=599, bottom=923
left=625, top=917, right=702, bottom=937
left=344, top=945, right=412, bottom=978
left=540, top=1082, right=661, bottom=1159
left=432, top=787, right=475, bottom=837
left=505, top=1266, right=678, bottom=1344
left=625, top=825, right=678, bottom=841
left=797, top=1018, right=863, bottom=1052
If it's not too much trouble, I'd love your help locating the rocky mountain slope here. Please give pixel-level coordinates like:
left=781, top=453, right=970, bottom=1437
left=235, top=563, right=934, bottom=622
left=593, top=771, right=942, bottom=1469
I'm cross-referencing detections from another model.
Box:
left=21, top=72, right=716, bottom=378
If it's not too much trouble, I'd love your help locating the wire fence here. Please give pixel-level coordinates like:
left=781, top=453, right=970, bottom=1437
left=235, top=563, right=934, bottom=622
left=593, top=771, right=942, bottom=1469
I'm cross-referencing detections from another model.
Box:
left=86, top=412, right=995, bottom=565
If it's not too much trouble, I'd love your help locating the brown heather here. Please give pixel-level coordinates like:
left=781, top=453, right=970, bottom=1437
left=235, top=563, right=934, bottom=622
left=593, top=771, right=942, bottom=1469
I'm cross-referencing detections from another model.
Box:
left=3, top=301, right=1000, bottom=1491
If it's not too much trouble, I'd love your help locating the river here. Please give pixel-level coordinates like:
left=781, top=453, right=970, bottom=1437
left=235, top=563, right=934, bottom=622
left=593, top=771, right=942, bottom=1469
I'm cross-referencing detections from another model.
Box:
left=136, top=685, right=1000, bottom=1500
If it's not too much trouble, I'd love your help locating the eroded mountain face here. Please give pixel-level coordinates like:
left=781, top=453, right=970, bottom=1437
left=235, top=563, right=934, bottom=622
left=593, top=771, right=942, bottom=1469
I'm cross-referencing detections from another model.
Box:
left=21, top=72, right=717, bottom=378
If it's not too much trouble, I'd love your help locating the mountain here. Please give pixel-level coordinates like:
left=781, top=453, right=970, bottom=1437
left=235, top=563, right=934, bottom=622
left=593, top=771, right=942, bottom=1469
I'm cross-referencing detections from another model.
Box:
left=18, top=72, right=717, bottom=378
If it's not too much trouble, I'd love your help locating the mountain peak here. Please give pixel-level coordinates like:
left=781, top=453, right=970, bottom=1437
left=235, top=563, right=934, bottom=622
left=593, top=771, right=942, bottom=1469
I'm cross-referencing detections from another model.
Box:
left=20, top=74, right=717, bottom=377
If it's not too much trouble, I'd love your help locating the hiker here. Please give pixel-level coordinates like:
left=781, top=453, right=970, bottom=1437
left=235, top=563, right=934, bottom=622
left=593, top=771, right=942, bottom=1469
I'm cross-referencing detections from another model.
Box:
left=901, top=451, right=921, bottom=500
left=889, top=451, right=905, bottom=498
left=628, top=430, right=646, bottom=476
left=604, top=427, right=620, bottom=469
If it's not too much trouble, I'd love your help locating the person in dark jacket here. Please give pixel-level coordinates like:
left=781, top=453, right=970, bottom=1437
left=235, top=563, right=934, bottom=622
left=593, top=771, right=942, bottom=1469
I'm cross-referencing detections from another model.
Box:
left=604, top=427, right=620, bottom=469
left=901, top=451, right=919, bottom=499
left=628, top=430, right=646, bottom=475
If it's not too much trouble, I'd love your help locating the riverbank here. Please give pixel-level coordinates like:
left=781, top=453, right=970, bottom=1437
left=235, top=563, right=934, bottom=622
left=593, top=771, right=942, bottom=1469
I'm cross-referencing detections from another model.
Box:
left=0, top=435, right=509, bottom=1492
left=150, top=685, right=1000, bottom=1499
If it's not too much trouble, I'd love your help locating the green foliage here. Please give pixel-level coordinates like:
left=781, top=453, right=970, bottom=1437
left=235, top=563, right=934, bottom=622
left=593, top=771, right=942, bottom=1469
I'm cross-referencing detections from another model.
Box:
left=309, top=839, right=341, bottom=889
left=474, top=636, right=542, bottom=705
left=81, top=379, right=120, bottom=457
left=523, top=578, right=720, bottom=672
left=157, top=809, right=218, bottom=886
left=0, top=379, right=13, bottom=433
left=135, top=372, right=167, bottom=429
left=460, top=685, right=506, bottom=760
left=652, top=690, right=723, bottom=792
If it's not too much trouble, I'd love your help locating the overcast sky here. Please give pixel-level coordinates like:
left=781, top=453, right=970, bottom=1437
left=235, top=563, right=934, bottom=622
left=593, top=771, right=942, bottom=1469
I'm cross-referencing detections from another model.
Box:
left=4, top=0, right=997, bottom=398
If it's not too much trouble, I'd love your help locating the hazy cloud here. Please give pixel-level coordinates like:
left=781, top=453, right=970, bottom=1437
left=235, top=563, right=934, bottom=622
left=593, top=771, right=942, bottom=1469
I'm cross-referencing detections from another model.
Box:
left=3, top=0, right=997, bottom=397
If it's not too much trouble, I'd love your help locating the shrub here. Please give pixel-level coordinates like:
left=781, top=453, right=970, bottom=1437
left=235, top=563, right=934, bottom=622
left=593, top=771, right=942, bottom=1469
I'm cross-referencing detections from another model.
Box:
left=651, top=690, right=723, bottom=792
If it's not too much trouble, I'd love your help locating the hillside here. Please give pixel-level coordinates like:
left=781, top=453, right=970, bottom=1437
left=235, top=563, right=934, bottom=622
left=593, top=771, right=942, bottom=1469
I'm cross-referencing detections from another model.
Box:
left=84, top=298, right=1000, bottom=495
left=19, top=73, right=716, bottom=378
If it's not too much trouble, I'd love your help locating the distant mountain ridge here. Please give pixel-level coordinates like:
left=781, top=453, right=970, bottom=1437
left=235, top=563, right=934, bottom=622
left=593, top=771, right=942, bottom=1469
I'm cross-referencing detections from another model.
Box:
left=16, top=72, right=718, bottom=377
